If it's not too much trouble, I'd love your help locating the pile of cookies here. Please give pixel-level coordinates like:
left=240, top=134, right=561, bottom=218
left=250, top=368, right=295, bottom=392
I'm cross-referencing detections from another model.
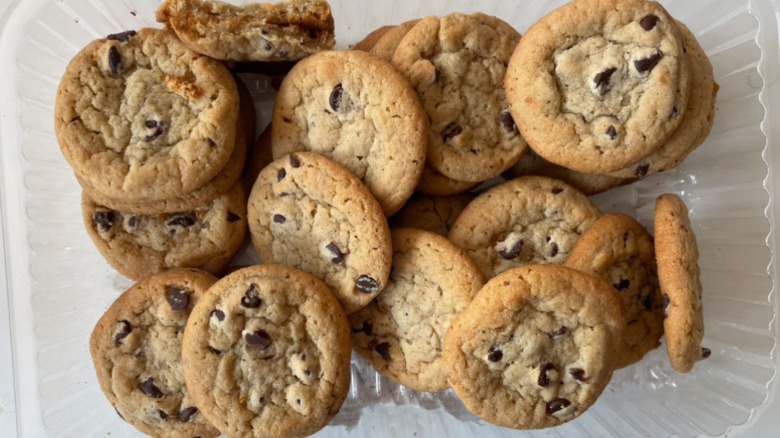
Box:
left=53, top=0, right=715, bottom=436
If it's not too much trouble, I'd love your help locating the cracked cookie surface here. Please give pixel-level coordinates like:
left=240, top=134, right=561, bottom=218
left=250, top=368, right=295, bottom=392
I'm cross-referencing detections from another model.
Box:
left=448, top=176, right=602, bottom=279
left=247, top=152, right=392, bottom=314
left=55, top=28, right=238, bottom=203
left=181, top=265, right=351, bottom=438
left=505, top=0, right=690, bottom=174
left=442, top=264, right=626, bottom=429
left=565, top=213, right=664, bottom=368
left=90, top=268, right=220, bottom=438
left=271, top=50, right=427, bottom=216
left=349, top=228, right=484, bottom=392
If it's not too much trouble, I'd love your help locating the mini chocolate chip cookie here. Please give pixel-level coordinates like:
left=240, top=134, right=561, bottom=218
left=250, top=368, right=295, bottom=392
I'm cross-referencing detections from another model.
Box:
left=654, top=194, right=707, bottom=373
left=55, top=28, right=239, bottom=204
left=90, top=268, right=220, bottom=438
left=565, top=213, right=664, bottom=368
left=349, top=228, right=484, bottom=392
left=443, top=264, right=626, bottom=429
left=271, top=49, right=427, bottom=216
left=82, top=181, right=247, bottom=281
left=247, top=152, right=392, bottom=314
left=181, top=265, right=351, bottom=438
left=448, top=176, right=602, bottom=279
left=389, top=193, right=474, bottom=237
left=156, top=0, right=335, bottom=62
left=392, top=13, right=527, bottom=183
left=505, top=0, right=690, bottom=174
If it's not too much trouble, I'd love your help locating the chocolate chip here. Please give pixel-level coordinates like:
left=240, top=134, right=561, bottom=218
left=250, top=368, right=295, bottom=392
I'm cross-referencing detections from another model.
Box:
left=634, top=53, right=663, bottom=74
left=569, top=368, right=586, bottom=382
left=206, top=138, right=216, bottom=147
left=635, top=163, right=650, bottom=178
left=701, top=347, right=712, bottom=359
left=640, top=15, right=660, bottom=31
left=108, top=46, right=122, bottom=74
left=93, top=211, right=114, bottom=233
left=613, top=278, right=630, bottom=291
left=167, top=286, right=189, bottom=311
left=442, top=123, right=463, bottom=142
left=177, top=407, right=198, bottom=423
left=277, top=168, right=287, bottom=181
left=356, top=275, right=380, bottom=294
left=593, top=67, right=617, bottom=95
left=273, top=214, right=286, bottom=224
left=107, top=30, right=136, bottom=42
left=500, top=111, right=517, bottom=133
left=167, top=214, right=195, bottom=228
left=127, top=215, right=137, bottom=228
left=538, top=363, right=556, bottom=387
left=498, top=239, right=523, bottom=260
left=144, top=121, right=165, bottom=142
left=487, top=347, right=503, bottom=362
left=245, top=329, right=273, bottom=350
left=670, top=106, right=679, bottom=120
left=549, top=242, right=559, bottom=257
left=262, top=38, right=273, bottom=51
left=156, top=410, right=168, bottom=419
left=546, top=398, right=572, bottom=415
left=211, top=309, right=225, bottom=321
left=114, top=320, right=132, bottom=344
left=139, top=378, right=163, bottom=398
left=241, top=285, right=262, bottom=308
left=145, top=120, right=158, bottom=128
left=227, top=211, right=240, bottom=222
left=606, top=125, right=617, bottom=140
left=289, top=153, right=302, bottom=168
left=550, top=327, right=567, bottom=338
left=375, top=342, right=391, bottom=360
left=329, top=84, right=344, bottom=112
left=326, top=242, right=344, bottom=264
left=352, top=320, right=373, bottom=336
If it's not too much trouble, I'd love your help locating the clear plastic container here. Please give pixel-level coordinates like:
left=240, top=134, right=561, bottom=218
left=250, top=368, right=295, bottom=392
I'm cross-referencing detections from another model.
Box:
left=0, top=0, right=778, bottom=437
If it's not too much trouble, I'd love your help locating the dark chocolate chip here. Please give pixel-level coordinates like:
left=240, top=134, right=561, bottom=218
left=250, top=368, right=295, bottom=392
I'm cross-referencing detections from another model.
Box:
left=613, top=278, right=630, bottom=291
left=352, top=320, right=373, bottom=336
left=245, top=329, right=273, bottom=350
left=634, top=53, right=663, bottom=74
left=227, top=211, right=240, bottom=222
left=156, top=409, right=168, bottom=419
left=277, top=168, right=287, bottom=181
left=329, top=84, right=344, bottom=112
left=211, top=309, right=225, bottom=321
left=108, top=46, right=122, bottom=74
left=167, top=214, right=195, bottom=228
left=93, top=211, right=114, bottom=233
left=241, top=285, right=262, bottom=308
left=593, top=67, right=617, bottom=95
left=487, top=347, right=503, bottom=362
left=606, top=125, right=618, bottom=140
left=701, top=347, right=712, bottom=359
left=145, top=120, right=158, bottom=128
left=375, top=342, right=391, bottom=360
left=550, top=327, right=567, bottom=338
left=635, top=163, right=650, bottom=179
left=569, top=368, right=586, bottom=382
left=640, top=15, right=660, bottom=31
left=114, top=320, right=132, bottom=344
left=442, top=123, right=463, bottom=142
left=326, top=242, right=344, bottom=264
left=144, top=121, right=165, bottom=142
left=546, top=398, right=572, bottom=415
left=107, top=30, right=136, bottom=42
left=206, top=138, right=216, bottom=147
left=289, top=153, right=302, bottom=168
left=262, top=38, right=273, bottom=51
left=139, top=378, right=163, bottom=398
left=498, top=239, right=524, bottom=260
left=167, top=286, right=189, bottom=311
left=178, top=407, right=198, bottom=423
left=356, top=275, right=380, bottom=294
left=273, top=214, right=286, bottom=224
left=500, top=111, right=517, bottom=133
left=128, top=215, right=137, bottom=228
left=549, top=242, right=559, bottom=257
left=538, top=363, right=556, bottom=387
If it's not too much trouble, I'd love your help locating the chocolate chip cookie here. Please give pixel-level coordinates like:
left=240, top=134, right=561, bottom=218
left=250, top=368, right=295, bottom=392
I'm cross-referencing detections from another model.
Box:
left=565, top=213, right=664, bottom=368
left=181, top=265, right=351, bottom=438
left=392, top=13, right=527, bottom=183
left=349, top=228, right=484, bottom=392
left=82, top=181, right=247, bottom=281
left=352, top=25, right=395, bottom=52
left=247, top=152, right=392, bottom=314
left=505, top=0, right=690, bottom=174
left=416, top=164, right=479, bottom=196
left=55, top=28, right=239, bottom=204
left=271, top=49, right=428, bottom=216
left=369, top=19, right=421, bottom=61
left=443, top=264, right=626, bottom=429
left=90, top=268, right=220, bottom=438
left=448, top=176, right=602, bottom=279
left=654, top=194, right=707, bottom=373
left=389, top=193, right=474, bottom=237
left=156, top=0, right=335, bottom=62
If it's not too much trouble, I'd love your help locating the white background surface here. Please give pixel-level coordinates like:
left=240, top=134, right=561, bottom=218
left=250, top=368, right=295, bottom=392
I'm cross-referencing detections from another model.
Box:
left=0, top=0, right=777, bottom=436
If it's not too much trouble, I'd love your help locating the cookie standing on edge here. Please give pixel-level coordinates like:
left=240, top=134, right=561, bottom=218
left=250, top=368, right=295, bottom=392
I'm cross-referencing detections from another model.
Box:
left=443, top=264, right=626, bottom=429
left=90, top=268, right=220, bottom=438
left=247, top=152, right=392, bottom=314
left=181, top=265, right=351, bottom=438
left=349, top=228, right=484, bottom=392
left=654, top=194, right=707, bottom=373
